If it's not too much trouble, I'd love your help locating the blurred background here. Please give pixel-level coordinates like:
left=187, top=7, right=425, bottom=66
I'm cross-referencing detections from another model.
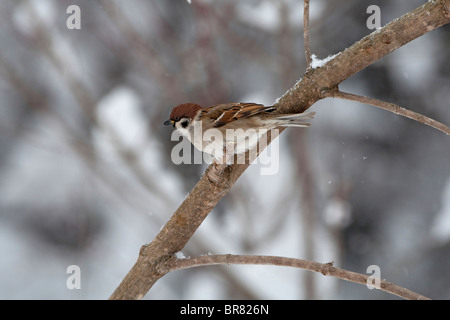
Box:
left=0, top=0, right=449, bottom=299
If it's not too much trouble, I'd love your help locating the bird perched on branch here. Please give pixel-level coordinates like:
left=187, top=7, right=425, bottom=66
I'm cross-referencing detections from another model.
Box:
left=164, top=102, right=315, bottom=164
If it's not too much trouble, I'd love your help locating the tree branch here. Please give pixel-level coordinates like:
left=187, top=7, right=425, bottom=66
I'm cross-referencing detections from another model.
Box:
left=110, top=0, right=450, bottom=300
left=303, top=0, right=312, bottom=68
left=168, top=254, right=430, bottom=300
left=329, top=90, right=450, bottom=135
left=276, top=0, right=450, bottom=114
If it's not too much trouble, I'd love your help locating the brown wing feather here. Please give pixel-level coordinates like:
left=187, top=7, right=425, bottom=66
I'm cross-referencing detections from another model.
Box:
left=204, top=103, right=274, bottom=127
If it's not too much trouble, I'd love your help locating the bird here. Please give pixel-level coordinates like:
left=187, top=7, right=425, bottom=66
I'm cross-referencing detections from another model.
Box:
left=164, top=102, right=315, bottom=164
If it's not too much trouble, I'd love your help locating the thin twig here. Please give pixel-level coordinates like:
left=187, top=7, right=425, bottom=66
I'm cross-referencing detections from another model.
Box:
left=329, top=90, right=450, bottom=135
left=303, top=0, right=312, bottom=68
left=169, top=254, right=430, bottom=300
left=294, top=131, right=317, bottom=299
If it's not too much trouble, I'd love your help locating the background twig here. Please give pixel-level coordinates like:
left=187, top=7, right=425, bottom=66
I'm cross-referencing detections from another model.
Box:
left=303, top=0, right=312, bottom=68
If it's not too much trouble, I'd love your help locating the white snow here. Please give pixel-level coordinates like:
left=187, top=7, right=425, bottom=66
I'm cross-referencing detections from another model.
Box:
left=310, top=53, right=339, bottom=69
left=175, top=251, right=186, bottom=259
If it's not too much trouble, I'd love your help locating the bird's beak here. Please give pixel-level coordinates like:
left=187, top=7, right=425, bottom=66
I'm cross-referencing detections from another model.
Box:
left=164, top=119, right=174, bottom=126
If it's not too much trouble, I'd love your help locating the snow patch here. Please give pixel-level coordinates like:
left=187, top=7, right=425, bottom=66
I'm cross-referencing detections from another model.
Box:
left=310, top=53, right=339, bottom=69
left=175, top=251, right=186, bottom=259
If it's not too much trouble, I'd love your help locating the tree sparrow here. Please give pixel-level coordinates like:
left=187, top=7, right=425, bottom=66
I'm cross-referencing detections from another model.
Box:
left=164, top=102, right=315, bottom=164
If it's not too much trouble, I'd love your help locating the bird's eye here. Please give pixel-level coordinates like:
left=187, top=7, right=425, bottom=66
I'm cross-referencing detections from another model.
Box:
left=180, top=119, right=189, bottom=128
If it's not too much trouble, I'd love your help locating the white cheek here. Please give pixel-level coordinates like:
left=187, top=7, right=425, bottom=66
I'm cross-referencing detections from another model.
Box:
left=175, top=122, right=205, bottom=152
left=175, top=125, right=191, bottom=140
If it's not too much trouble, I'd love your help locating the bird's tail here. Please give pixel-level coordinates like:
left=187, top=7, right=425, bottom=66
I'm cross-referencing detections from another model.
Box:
left=276, top=111, right=316, bottom=127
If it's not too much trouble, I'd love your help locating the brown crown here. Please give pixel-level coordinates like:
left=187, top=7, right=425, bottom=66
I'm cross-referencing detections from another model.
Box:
left=170, top=103, right=203, bottom=121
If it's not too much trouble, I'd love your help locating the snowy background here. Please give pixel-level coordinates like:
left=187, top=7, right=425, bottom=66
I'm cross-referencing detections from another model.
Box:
left=0, top=0, right=449, bottom=299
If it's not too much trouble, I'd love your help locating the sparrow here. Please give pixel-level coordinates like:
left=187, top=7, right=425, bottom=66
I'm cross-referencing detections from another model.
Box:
left=164, top=102, right=315, bottom=163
